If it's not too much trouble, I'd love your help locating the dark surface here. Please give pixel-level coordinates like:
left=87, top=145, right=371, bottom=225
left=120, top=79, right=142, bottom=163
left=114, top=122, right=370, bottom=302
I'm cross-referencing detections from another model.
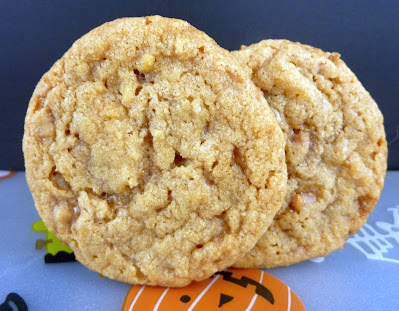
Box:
left=1, top=0, right=398, bottom=170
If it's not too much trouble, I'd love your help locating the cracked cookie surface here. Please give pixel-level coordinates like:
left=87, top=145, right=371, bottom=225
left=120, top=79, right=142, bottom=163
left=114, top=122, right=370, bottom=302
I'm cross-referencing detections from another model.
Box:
left=233, top=39, right=387, bottom=267
left=23, top=17, right=287, bottom=286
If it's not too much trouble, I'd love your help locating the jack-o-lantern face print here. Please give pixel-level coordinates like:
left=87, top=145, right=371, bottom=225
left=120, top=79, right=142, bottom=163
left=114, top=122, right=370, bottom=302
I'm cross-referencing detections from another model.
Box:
left=122, top=268, right=305, bottom=310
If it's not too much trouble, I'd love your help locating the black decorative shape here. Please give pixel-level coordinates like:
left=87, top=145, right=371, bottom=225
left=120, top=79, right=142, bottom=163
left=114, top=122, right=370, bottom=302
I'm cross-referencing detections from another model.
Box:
left=218, top=293, right=234, bottom=308
left=44, top=251, right=76, bottom=263
left=215, top=271, right=274, bottom=304
left=0, top=293, right=28, bottom=311
left=180, top=295, right=191, bottom=303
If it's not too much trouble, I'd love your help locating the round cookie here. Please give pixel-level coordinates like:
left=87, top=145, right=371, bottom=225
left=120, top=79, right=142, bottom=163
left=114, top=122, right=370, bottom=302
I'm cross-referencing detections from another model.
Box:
left=23, top=17, right=287, bottom=286
left=232, top=39, right=387, bottom=268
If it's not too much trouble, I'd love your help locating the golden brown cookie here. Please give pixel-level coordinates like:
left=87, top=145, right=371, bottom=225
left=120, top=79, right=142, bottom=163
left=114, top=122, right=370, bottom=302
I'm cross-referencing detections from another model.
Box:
left=23, top=17, right=287, bottom=286
left=233, top=39, right=387, bottom=267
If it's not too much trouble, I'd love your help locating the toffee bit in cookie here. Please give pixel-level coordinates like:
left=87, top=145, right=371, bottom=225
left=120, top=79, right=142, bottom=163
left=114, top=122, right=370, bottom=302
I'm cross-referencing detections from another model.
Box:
left=215, top=224, right=228, bottom=241
left=203, top=168, right=215, bottom=186
left=101, top=193, right=130, bottom=209
left=54, top=204, right=75, bottom=228
left=135, top=86, right=143, bottom=96
left=227, top=69, right=244, bottom=84
left=271, top=108, right=282, bottom=123
left=233, top=147, right=247, bottom=172
left=33, top=96, right=45, bottom=112
left=357, top=196, right=376, bottom=218
left=49, top=167, right=71, bottom=191
left=34, top=111, right=55, bottom=138
left=73, top=205, right=81, bottom=219
left=290, top=193, right=303, bottom=212
left=301, top=192, right=317, bottom=205
left=292, top=129, right=310, bottom=146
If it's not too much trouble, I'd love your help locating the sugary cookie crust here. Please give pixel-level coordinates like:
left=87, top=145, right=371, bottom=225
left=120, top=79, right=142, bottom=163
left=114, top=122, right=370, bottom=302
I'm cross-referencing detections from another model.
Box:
left=233, top=39, right=387, bottom=267
left=23, top=17, right=286, bottom=286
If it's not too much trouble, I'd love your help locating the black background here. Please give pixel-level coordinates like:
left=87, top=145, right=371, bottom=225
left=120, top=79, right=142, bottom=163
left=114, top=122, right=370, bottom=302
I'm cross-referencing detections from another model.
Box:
left=1, top=0, right=398, bottom=170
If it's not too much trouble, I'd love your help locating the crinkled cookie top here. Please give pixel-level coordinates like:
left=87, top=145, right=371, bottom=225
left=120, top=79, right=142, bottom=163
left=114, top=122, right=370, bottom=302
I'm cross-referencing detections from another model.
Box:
left=23, top=17, right=286, bottom=286
left=233, top=39, right=387, bottom=268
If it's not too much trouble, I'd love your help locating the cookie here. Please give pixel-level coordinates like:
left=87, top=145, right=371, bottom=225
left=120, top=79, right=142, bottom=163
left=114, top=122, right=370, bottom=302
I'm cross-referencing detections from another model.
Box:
left=232, top=39, right=387, bottom=267
left=23, top=17, right=287, bottom=286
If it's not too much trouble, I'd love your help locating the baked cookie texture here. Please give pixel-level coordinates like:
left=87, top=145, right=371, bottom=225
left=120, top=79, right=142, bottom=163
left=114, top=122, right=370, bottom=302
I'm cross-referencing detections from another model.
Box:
left=23, top=17, right=287, bottom=286
left=233, top=40, right=387, bottom=268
